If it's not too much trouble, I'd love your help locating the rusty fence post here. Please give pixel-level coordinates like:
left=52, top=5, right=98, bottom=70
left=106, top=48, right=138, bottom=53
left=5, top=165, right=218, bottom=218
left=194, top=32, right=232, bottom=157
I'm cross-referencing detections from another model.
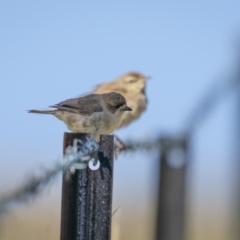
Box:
left=60, top=132, right=114, bottom=240
left=156, top=136, right=189, bottom=240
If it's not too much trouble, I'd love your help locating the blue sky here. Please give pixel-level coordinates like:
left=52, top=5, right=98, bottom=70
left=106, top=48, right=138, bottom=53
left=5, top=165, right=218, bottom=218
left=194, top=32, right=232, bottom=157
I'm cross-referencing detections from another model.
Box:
left=1, top=0, right=240, bottom=227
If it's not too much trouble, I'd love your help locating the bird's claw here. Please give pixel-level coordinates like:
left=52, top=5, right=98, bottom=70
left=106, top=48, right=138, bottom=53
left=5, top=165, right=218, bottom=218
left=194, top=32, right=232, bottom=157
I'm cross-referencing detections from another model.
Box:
left=114, top=135, right=126, bottom=158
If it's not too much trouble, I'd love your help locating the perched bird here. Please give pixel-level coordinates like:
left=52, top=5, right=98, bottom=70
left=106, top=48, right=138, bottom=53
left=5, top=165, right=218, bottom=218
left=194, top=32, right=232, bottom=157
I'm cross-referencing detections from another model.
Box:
left=92, top=72, right=149, bottom=128
left=28, top=92, right=132, bottom=140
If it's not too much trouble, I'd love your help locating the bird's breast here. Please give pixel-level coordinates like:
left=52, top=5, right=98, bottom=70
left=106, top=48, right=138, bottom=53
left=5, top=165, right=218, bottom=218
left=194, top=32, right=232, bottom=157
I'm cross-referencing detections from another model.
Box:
left=54, top=110, right=120, bottom=136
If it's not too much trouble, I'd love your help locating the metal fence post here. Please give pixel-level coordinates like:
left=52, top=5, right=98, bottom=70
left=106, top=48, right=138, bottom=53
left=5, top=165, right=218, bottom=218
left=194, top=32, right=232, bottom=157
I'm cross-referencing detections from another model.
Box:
left=60, top=133, right=114, bottom=240
left=156, top=136, right=189, bottom=240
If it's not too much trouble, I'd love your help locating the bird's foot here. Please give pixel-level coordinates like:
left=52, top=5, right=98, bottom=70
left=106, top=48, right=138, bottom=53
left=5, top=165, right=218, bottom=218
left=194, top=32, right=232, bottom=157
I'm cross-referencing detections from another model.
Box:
left=114, top=135, right=126, bottom=158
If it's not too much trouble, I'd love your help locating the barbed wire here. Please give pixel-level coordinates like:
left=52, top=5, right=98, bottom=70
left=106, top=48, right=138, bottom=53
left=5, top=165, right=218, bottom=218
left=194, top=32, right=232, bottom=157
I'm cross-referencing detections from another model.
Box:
left=184, top=70, right=240, bottom=135
left=0, top=137, right=99, bottom=214
left=0, top=65, right=240, bottom=214
left=0, top=135, right=166, bottom=214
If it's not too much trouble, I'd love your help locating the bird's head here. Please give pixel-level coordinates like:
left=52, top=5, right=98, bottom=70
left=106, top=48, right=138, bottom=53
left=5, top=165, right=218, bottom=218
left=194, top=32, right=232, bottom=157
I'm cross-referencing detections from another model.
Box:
left=117, top=72, right=150, bottom=93
left=103, top=92, right=132, bottom=115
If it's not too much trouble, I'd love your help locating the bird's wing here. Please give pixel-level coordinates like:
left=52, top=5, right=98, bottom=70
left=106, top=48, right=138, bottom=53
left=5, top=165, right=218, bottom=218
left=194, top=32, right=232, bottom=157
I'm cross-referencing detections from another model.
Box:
left=50, top=94, right=103, bottom=115
left=94, top=82, right=127, bottom=95
left=94, top=82, right=115, bottom=93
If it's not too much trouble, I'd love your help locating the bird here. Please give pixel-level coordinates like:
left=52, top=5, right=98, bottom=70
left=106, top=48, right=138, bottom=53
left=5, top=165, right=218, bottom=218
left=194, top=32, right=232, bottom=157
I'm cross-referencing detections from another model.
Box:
left=28, top=92, right=132, bottom=141
left=91, top=72, right=149, bottom=129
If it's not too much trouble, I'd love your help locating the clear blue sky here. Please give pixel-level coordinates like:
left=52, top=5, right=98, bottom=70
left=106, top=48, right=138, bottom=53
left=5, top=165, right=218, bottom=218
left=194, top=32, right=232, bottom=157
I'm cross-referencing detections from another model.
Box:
left=0, top=0, right=240, bottom=220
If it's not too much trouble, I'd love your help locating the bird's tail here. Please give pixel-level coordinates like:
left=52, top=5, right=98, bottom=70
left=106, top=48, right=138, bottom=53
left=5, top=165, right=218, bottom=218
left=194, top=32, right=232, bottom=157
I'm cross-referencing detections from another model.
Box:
left=27, top=109, right=57, bottom=114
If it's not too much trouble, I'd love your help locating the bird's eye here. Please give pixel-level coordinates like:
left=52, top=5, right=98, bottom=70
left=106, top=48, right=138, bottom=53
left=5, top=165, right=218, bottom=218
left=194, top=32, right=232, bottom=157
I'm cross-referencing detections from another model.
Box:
left=114, top=105, right=120, bottom=109
left=128, top=79, right=137, bottom=83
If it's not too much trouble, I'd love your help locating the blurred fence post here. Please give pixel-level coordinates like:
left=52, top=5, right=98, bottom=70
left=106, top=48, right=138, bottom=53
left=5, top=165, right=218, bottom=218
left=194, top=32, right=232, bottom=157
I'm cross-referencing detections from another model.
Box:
left=156, top=136, right=189, bottom=240
left=60, top=132, right=114, bottom=240
left=235, top=67, right=240, bottom=239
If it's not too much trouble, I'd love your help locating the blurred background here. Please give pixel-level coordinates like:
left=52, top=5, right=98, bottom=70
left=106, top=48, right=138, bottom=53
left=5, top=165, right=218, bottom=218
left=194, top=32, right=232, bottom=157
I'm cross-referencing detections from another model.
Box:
left=1, top=1, right=240, bottom=239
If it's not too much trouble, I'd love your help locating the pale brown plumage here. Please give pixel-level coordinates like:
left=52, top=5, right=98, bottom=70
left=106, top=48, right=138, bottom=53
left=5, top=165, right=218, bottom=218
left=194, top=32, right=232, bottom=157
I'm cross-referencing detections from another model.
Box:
left=28, top=92, right=132, bottom=140
left=93, top=72, right=149, bottom=128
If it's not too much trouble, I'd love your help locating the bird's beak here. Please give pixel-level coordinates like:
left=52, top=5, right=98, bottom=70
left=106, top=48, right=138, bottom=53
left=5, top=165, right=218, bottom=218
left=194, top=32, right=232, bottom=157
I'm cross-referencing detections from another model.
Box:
left=145, top=76, right=151, bottom=80
left=122, top=106, right=132, bottom=111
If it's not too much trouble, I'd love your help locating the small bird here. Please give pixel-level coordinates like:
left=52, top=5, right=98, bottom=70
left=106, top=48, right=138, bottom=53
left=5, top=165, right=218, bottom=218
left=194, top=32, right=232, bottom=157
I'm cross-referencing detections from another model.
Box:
left=92, top=72, right=149, bottom=129
left=28, top=92, right=132, bottom=140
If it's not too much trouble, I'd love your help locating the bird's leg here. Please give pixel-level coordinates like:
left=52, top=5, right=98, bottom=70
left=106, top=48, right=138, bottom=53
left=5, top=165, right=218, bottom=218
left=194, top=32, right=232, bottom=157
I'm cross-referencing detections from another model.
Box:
left=114, top=135, right=126, bottom=158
